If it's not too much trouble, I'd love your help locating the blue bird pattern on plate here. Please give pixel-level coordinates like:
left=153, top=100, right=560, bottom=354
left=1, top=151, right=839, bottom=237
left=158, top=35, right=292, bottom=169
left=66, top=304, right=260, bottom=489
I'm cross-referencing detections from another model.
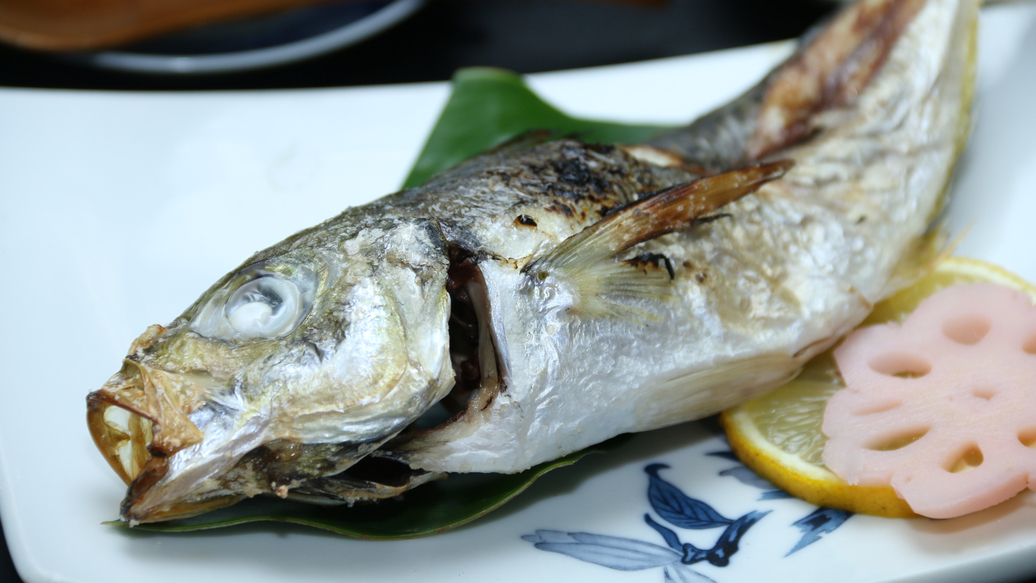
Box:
left=523, top=445, right=853, bottom=581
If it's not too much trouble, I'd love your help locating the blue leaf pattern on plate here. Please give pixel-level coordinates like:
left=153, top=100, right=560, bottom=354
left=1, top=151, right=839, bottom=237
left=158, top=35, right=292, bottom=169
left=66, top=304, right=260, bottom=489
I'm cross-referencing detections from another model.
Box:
left=644, top=511, right=769, bottom=567
left=759, top=490, right=794, bottom=500
left=665, top=564, right=718, bottom=583
left=709, top=448, right=853, bottom=554
left=705, top=451, right=740, bottom=463
left=718, top=466, right=778, bottom=492
left=647, top=464, right=733, bottom=529
left=786, top=507, right=854, bottom=556
left=702, top=511, right=770, bottom=567
left=645, top=513, right=685, bottom=553
left=717, top=461, right=790, bottom=500
left=522, top=530, right=681, bottom=570
left=523, top=441, right=855, bottom=581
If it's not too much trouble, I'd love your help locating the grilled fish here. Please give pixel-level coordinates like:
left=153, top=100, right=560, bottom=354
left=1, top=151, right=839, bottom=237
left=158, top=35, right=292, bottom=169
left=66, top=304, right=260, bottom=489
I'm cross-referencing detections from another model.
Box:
left=88, top=0, right=978, bottom=524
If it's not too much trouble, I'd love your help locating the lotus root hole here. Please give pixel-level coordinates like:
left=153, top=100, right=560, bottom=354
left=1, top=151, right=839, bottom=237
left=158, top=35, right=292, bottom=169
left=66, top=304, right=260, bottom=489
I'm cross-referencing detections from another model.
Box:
left=853, top=399, right=902, bottom=416
left=946, top=444, right=984, bottom=473
left=1019, top=427, right=1036, bottom=448
left=868, top=353, right=931, bottom=379
left=942, top=315, right=991, bottom=345
left=1023, top=334, right=1036, bottom=355
left=866, top=427, right=929, bottom=452
left=971, top=387, right=996, bottom=401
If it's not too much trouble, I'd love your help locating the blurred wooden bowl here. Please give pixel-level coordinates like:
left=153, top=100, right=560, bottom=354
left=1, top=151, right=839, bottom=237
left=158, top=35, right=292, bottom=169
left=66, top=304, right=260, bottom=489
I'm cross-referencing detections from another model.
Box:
left=0, top=0, right=670, bottom=52
left=0, top=0, right=348, bottom=50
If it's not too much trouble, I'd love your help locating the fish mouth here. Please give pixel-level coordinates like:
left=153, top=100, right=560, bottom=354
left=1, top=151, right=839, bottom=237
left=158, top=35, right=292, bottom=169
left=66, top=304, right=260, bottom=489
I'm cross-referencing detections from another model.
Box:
left=87, top=354, right=207, bottom=486
left=87, top=342, right=466, bottom=524
left=87, top=322, right=213, bottom=491
left=88, top=385, right=233, bottom=523
left=118, top=456, right=245, bottom=523
left=87, top=383, right=153, bottom=487
left=87, top=356, right=245, bottom=522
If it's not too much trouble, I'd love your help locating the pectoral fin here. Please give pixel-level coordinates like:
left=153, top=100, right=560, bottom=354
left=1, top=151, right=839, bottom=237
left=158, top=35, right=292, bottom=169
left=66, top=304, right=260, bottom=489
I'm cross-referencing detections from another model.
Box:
left=523, top=161, right=791, bottom=317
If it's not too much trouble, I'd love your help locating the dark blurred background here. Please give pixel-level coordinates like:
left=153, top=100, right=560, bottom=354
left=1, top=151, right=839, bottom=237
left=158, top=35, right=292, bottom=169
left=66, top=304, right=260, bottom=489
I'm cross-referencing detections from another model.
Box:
left=0, top=0, right=835, bottom=90
left=0, top=0, right=839, bottom=581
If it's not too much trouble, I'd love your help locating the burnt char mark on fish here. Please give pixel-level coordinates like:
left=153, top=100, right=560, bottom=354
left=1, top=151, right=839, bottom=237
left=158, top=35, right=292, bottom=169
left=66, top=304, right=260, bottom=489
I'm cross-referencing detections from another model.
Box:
left=398, top=138, right=700, bottom=248
left=626, top=252, right=676, bottom=280
left=521, top=143, right=632, bottom=203
left=486, top=141, right=704, bottom=224
left=696, top=213, right=733, bottom=226
left=545, top=201, right=576, bottom=217
left=514, top=214, right=537, bottom=227
left=550, top=157, right=607, bottom=193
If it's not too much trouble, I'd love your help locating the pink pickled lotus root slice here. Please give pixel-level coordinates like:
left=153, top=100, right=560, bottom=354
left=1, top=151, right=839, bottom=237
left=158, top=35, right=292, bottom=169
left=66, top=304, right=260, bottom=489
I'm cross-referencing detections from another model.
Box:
left=822, top=283, right=1036, bottom=519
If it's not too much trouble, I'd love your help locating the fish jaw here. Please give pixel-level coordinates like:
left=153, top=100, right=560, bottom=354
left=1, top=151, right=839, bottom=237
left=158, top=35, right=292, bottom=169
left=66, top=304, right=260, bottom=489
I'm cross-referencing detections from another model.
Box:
left=117, top=401, right=272, bottom=524
left=87, top=344, right=267, bottom=522
left=87, top=221, right=457, bottom=522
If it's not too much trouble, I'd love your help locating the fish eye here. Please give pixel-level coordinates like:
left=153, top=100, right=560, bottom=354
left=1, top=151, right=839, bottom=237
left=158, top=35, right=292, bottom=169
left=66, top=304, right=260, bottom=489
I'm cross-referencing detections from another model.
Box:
left=225, top=276, right=302, bottom=339
left=190, top=265, right=316, bottom=342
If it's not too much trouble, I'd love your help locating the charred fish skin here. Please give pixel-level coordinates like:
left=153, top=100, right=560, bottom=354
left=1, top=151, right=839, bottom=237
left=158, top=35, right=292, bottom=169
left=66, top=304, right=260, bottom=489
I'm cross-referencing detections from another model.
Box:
left=87, top=0, right=978, bottom=523
left=387, top=0, right=978, bottom=473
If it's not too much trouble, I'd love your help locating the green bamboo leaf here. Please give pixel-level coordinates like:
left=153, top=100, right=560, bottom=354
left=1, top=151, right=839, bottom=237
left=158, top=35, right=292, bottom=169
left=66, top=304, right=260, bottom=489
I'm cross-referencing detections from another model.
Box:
left=403, top=67, right=672, bottom=187
left=107, top=66, right=671, bottom=539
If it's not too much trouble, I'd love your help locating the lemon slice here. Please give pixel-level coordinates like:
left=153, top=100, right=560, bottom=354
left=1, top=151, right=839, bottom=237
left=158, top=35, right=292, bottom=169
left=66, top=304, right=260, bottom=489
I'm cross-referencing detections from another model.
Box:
left=720, top=256, right=1036, bottom=518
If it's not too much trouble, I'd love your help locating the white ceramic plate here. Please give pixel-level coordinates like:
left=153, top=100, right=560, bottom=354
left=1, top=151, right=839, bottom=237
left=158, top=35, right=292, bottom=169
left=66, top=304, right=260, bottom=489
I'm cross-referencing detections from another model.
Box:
left=2, top=4, right=1036, bottom=582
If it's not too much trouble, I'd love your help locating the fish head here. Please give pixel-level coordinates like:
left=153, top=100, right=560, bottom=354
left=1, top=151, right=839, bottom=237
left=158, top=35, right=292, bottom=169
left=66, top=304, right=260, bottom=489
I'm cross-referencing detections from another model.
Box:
left=87, top=219, right=454, bottom=523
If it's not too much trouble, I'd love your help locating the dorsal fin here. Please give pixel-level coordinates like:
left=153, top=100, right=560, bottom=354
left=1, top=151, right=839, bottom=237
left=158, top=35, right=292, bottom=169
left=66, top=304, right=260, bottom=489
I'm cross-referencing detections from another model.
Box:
left=522, top=161, right=791, bottom=318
